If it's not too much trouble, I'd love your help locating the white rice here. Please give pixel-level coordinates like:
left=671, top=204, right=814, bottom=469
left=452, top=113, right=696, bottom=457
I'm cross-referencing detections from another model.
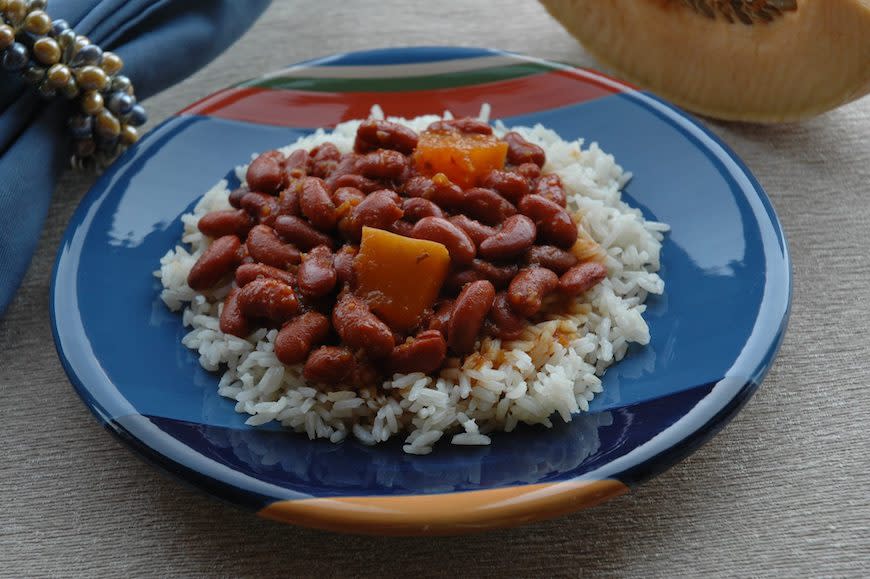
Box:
left=155, top=105, right=668, bottom=455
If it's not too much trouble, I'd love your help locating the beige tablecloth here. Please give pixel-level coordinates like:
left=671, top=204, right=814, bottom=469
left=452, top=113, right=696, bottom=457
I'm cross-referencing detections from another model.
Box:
left=2, top=2, right=869, bottom=577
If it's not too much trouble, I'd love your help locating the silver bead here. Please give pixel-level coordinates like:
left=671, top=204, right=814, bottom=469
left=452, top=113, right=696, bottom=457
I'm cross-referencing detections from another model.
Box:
left=1, top=42, right=29, bottom=71
left=71, top=43, right=102, bottom=67
left=108, top=91, right=135, bottom=115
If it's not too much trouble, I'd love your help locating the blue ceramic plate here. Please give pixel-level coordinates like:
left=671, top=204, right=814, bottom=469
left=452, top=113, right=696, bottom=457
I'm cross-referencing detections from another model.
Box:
left=51, top=47, right=791, bottom=535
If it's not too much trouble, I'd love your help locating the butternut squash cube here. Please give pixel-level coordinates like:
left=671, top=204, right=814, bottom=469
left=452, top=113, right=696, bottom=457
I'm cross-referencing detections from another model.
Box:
left=354, top=226, right=450, bottom=331
left=413, top=130, right=508, bottom=188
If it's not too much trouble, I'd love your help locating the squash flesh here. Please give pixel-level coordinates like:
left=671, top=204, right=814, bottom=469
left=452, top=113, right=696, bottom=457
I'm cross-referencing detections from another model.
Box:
left=354, top=226, right=450, bottom=331
left=540, top=0, right=870, bottom=122
left=413, top=131, right=508, bottom=188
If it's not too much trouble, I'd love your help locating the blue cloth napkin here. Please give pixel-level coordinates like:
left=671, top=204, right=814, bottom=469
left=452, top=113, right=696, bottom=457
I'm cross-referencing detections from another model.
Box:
left=0, top=0, right=270, bottom=316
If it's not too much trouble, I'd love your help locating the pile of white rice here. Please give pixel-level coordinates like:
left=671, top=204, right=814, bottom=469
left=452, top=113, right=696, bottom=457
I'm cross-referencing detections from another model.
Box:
left=156, top=106, right=667, bottom=455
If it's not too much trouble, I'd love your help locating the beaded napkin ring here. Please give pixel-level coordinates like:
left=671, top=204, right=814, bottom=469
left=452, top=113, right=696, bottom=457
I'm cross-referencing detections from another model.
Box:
left=0, top=0, right=147, bottom=170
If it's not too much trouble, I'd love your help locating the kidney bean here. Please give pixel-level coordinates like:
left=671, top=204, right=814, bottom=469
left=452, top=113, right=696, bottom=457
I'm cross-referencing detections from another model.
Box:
left=402, top=197, right=444, bottom=222
left=487, top=292, right=527, bottom=341
left=503, top=131, right=546, bottom=167
left=332, top=293, right=395, bottom=358
left=283, top=148, right=308, bottom=178
left=426, top=118, right=493, bottom=135
left=323, top=154, right=361, bottom=191
left=427, top=299, right=454, bottom=336
left=427, top=173, right=466, bottom=210
left=219, top=288, right=249, bottom=338
left=346, top=190, right=404, bottom=240
left=228, top=186, right=248, bottom=209
left=355, top=149, right=409, bottom=180
left=332, top=186, right=366, bottom=208
left=303, top=346, right=356, bottom=385
left=274, top=215, right=335, bottom=250
left=459, top=187, right=517, bottom=225
left=299, top=177, right=338, bottom=232
left=507, top=267, right=559, bottom=317
left=246, top=150, right=285, bottom=193
left=389, top=220, right=415, bottom=237
left=240, top=192, right=280, bottom=227
left=197, top=209, right=254, bottom=239
left=525, top=245, right=578, bottom=274
left=307, top=143, right=341, bottom=178
left=478, top=214, right=536, bottom=260
left=332, top=173, right=381, bottom=194
left=237, top=278, right=299, bottom=322
left=333, top=190, right=365, bottom=237
left=333, top=246, right=358, bottom=288
left=471, top=259, right=519, bottom=289
left=482, top=169, right=530, bottom=204
left=411, top=217, right=476, bottom=266
left=403, top=175, right=435, bottom=198
left=448, top=280, right=496, bottom=355
left=274, top=311, right=330, bottom=365
left=533, top=173, right=567, bottom=207
left=518, top=194, right=578, bottom=249
left=511, top=162, right=542, bottom=181
left=298, top=246, right=337, bottom=298
left=354, top=119, right=418, bottom=155
left=448, top=215, right=496, bottom=248
left=246, top=224, right=300, bottom=269
left=187, top=235, right=242, bottom=291
left=558, top=262, right=608, bottom=296
left=235, top=263, right=296, bottom=287
left=277, top=186, right=300, bottom=217
left=444, top=268, right=484, bottom=293
left=389, top=330, right=447, bottom=374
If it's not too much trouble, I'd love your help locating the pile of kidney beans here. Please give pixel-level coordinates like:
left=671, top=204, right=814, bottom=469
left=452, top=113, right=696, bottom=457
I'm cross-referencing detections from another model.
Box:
left=186, top=118, right=607, bottom=387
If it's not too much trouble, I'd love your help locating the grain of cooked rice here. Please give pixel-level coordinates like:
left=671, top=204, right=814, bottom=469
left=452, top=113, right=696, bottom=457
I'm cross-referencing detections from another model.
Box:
left=155, top=105, right=668, bottom=454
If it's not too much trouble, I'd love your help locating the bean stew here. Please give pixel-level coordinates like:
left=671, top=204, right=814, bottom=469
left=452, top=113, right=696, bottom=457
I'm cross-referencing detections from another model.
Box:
left=189, top=119, right=607, bottom=388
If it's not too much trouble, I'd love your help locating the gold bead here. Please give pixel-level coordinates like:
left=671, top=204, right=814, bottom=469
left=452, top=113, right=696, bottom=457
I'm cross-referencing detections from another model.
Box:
left=120, top=124, right=139, bottom=145
left=74, top=35, right=90, bottom=53
left=33, top=37, right=61, bottom=65
left=75, top=65, right=108, bottom=92
left=95, top=110, right=120, bottom=138
left=100, top=52, right=123, bottom=75
left=0, top=25, right=14, bottom=50
left=46, top=63, right=71, bottom=88
left=4, top=0, right=26, bottom=24
left=81, top=90, right=103, bottom=115
left=62, top=77, right=79, bottom=99
left=23, top=10, right=51, bottom=35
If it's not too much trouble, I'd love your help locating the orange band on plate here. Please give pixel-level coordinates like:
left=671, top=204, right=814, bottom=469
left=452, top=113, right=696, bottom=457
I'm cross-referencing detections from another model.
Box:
left=258, top=478, right=628, bottom=535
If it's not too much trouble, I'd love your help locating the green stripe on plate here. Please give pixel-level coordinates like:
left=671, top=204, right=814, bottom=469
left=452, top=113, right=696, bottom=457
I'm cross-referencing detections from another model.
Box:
left=240, top=62, right=553, bottom=93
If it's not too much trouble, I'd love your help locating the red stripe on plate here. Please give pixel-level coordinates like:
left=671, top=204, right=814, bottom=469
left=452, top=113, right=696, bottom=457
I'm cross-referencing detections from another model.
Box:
left=178, top=70, right=621, bottom=127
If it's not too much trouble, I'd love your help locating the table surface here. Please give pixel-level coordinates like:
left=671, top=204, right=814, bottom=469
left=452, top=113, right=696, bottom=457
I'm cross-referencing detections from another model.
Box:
left=3, top=1, right=869, bottom=577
